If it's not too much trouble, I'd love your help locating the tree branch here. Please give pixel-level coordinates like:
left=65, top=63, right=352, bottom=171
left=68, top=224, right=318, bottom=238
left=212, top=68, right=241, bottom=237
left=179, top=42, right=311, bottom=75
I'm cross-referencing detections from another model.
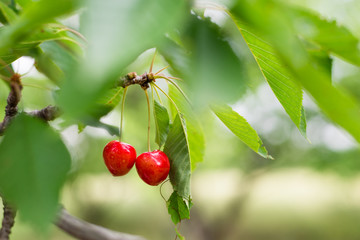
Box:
left=0, top=75, right=22, bottom=136
left=27, top=105, right=60, bottom=121
left=118, top=72, right=154, bottom=90
left=0, top=202, right=16, bottom=240
left=56, top=208, right=146, bottom=240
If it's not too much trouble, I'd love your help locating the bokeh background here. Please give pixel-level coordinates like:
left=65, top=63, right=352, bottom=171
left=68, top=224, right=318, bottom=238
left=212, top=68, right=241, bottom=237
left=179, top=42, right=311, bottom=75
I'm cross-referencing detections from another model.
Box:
left=1, top=0, right=360, bottom=239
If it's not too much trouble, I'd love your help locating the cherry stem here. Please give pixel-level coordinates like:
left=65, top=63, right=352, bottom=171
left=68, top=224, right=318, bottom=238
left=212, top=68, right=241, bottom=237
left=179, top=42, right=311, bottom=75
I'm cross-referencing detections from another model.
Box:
left=155, top=65, right=169, bottom=75
left=63, top=27, right=88, bottom=43
left=159, top=179, right=170, bottom=203
left=119, top=87, right=128, bottom=141
left=21, top=83, right=53, bottom=91
left=155, top=75, right=191, bottom=104
left=144, top=89, right=151, bottom=152
left=167, top=76, right=183, bottom=81
left=152, top=83, right=181, bottom=116
left=151, top=84, right=155, bottom=102
left=151, top=83, right=163, bottom=105
left=149, top=49, right=157, bottom=73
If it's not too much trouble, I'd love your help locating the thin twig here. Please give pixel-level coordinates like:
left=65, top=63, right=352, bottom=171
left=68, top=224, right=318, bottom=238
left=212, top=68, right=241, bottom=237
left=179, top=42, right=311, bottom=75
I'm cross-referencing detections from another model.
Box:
left=27, top=105, right=60, bottom=121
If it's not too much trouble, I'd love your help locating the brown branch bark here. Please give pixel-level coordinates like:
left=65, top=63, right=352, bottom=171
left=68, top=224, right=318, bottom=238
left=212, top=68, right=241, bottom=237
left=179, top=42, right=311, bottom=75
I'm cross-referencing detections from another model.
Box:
left=0, top=202, right=16, bottom=240
left=56, top=208, right=146, bottom=240
left=0, top=76, right=22, bottom=136
left=27, top=105, right=60, bottom=121
left=118, top=72, right=153, bottom=90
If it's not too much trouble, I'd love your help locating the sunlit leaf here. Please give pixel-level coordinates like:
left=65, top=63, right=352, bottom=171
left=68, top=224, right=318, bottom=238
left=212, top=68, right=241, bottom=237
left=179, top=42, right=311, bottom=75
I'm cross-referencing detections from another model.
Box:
left=232, top=0, right=360, bottom=144
left=228, top=16, right=306, bottom=137
left=169, top=85, right=205, bottom=170
left=299, top=106, right=308, bottom=141
left=211, top=104, right=272, bottom=159
left=0, top=1, right=18, bottom=24
left=153, top=100, right=170, bottom=149
left=163, top=114, right=191, bottom=199
left=289, top=6, right=360, bottom=66
left=23, top=26, right=79, bottom=45
left=0, top=0, right=81, bottom=54
left=0, top=114, right=71, bottom=229
left=31, top=46, right=64, bottom=83
left=167, top=191, right=190, bottom=225
left=0, top=42, right=38, bottom=67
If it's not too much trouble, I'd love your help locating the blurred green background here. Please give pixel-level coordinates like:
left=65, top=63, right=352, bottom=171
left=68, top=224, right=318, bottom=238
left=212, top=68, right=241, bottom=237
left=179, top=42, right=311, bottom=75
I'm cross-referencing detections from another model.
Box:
left=1, top=0, right=360, bottom=239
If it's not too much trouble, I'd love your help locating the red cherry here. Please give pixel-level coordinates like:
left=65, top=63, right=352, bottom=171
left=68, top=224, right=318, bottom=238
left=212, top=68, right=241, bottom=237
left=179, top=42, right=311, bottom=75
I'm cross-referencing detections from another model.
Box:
left=103, top=140, right=136, bottom=176
left=135, top=150, right=170, bottom=186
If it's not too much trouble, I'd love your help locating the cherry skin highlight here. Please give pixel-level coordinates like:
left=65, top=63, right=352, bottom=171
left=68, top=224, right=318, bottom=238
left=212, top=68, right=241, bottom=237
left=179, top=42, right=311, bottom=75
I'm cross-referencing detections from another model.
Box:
left=135, top=150, right=170, bottom=186
left=103, top=140, right=137, bottom=176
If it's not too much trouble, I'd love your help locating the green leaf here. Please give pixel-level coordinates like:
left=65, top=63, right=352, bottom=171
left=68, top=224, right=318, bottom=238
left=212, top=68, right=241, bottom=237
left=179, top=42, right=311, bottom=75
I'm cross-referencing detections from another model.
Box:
left=228, top=15, right=306, bottom=136
left=153, top=100, right=170, bottom=149
left=163, top=114, right=191, bottom=199
left=0, top=0, right=81, bottom=54
left=169, top=85, right=205, bottom=170
left=0, top=114, right=71, bottom=229
left=182, top=15, right=247, bottom=104
left=22, top=25, right=79, bottom=45
left=167, top=191, right=190, bottom=225
left=37, top=40, right=80, bottom=82
left=89, top=86, right=124, bottom=120
left=175, top=227, right=185, bottom=240
left=232, top=0, right=360, bottom=144
left=306, top=47, right=333, bottom=78
left=289, top=6, right=360, bottom=66
left=75, top=86, right=124, bottom=136
left=299, top=106, right=308, bottom=140
left=16, top=0, right=32, bottom=8
left=58, top=0, right=187, bottom=119
left=0, top=42, right=38, bottom=67
left=30, top=46, right=64, bottom=84
left=158, top=35, right=188, bottom=78
left=81, top=118, right=119, bottom=136
left=211, top=104, right=272, bottom=159
left=0, top=1, right=18, bottom=24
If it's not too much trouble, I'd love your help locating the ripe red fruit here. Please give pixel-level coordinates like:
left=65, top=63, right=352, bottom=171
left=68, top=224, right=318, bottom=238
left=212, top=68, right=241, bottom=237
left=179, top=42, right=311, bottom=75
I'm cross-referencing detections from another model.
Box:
left=103, top=141, right=136, bottom=176
left=135, top=150, right=170, bottom=186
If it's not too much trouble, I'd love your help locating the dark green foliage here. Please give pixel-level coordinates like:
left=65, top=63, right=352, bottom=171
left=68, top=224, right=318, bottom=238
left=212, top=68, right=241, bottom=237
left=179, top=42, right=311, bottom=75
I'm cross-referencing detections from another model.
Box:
left=0, top=114, right=71, bottom=229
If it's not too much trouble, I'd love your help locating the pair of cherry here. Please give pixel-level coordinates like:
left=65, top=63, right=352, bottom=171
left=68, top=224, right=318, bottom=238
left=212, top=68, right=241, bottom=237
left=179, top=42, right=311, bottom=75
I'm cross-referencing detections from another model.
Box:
left=103, top=140, right=170, bottom=186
